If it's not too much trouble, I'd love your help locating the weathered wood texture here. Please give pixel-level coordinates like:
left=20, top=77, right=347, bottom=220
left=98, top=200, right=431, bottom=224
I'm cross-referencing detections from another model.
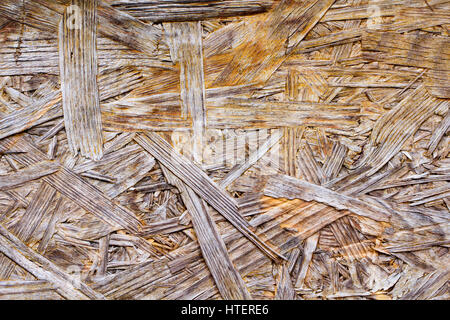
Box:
left=161, top=165, right=252, bottom=300
left=0, top=0, right=161, bottom=56
left=134, top=132, right=285, bottom=262
left=362, top=31, right=450, bottom=99
left=59, top=0, right=103, bottom=160
left=164, top=21, right=206, bottom=162
left=0, top=0, right=448, bottom=301
left=107, top=0, right=274, bottom=22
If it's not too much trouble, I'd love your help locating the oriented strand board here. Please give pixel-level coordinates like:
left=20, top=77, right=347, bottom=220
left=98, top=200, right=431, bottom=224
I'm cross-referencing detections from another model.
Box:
left=0, top=0, right=448, bottom=301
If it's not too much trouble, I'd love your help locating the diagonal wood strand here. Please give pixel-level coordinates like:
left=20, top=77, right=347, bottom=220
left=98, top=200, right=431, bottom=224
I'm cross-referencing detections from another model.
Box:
left=134, top=132, right=285, bottom=262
